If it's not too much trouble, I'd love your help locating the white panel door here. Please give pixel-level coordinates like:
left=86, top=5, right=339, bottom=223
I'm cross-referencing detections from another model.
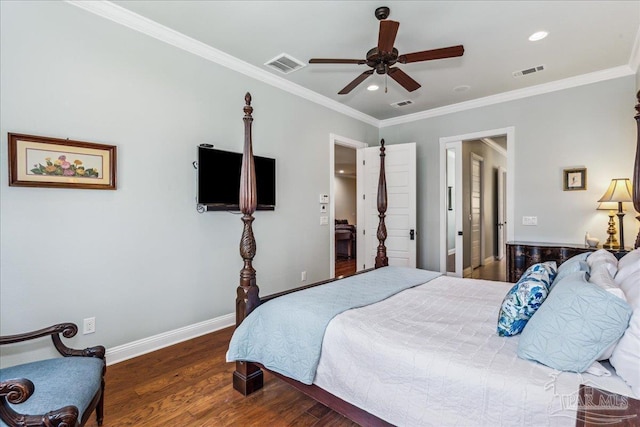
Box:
left=470, top=154, right=484, bottom=270
left=357, top=143, right=416, bottom=269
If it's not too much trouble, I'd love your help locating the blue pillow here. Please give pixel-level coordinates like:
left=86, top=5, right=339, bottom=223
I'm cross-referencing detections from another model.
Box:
left=552, top=252, right=590, bottom=288
left=517, top=271, right=632, bottom=372
left=497, top=262, right=557, bottom=336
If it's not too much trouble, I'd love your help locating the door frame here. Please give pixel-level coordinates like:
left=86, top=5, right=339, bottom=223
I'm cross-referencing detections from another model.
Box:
left=439, top=127, right=515, bottom=273
left=329, top=133, right=367, bottom=278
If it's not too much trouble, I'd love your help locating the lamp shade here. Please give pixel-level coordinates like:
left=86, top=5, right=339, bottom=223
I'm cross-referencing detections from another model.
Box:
left=598, top=178, right=633, bottom=203
left=597, top=201, right=623, bottom=211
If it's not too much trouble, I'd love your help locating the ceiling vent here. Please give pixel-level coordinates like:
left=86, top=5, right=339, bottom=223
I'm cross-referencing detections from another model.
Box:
left=512, top=65, right=545, bottom=78
left=390, top=99, right=414, bottom=108
left=264, top=53, right=306, bottom=74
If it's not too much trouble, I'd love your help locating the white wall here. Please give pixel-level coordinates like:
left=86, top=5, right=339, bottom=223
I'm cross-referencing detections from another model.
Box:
left=0, top=1, right=377, bottom=364
left=380, top=76, right=637, bottom=270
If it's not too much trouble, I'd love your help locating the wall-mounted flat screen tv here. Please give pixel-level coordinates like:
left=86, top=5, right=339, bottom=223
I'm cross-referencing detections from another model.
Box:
left=197, top=145, right=276, bottom=211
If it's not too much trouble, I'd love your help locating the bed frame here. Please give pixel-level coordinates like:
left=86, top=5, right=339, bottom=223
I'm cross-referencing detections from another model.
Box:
left=231, top=91, right=640, bottom=425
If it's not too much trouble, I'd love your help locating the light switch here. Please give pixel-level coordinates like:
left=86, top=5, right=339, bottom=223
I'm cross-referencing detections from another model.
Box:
left=522, top=216, right=538, bottom=226
left=320, top=216, right=328, bottom=225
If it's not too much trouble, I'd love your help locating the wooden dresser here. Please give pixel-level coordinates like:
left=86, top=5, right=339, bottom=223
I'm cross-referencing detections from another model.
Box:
left=506, top=241, right=594, bottom=283
left=506, top=241, right=629, bottom=282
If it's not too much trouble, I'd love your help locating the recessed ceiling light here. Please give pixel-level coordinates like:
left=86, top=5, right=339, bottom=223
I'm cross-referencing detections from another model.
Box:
left=453, top=85, right=470, bottom=93
left=367, top=84, right=379, bottom=91
left=529, top=31, right=548, bottom=41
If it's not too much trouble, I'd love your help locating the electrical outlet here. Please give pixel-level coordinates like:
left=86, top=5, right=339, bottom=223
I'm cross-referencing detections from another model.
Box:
left=522, top=216, right=538, bottom=226
left=83, top=317, right=96, bottom=335
left=320, top=204, right=327, bottom=213
left=301, top=271, right=307, bottom=282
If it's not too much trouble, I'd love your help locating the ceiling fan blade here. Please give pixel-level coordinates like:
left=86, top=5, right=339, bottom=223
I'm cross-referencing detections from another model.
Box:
left=398, top=45, right=464, bottom=64
left=378, top=20, right=400, bottom=53
left=338, top=70, right=374, bottom=95
left=309, top=58, right=367, bottom=64
left=387, top=67, right=421, bottom=92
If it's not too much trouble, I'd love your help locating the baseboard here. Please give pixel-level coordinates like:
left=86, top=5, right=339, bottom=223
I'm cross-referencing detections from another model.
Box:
left=106, top=313, right=235, bottom=366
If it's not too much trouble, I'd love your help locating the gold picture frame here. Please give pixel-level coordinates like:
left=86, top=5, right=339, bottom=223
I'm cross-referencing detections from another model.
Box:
left=563, top=167, right=587, bottom=191
left=8, top=133, right=117, bottom=190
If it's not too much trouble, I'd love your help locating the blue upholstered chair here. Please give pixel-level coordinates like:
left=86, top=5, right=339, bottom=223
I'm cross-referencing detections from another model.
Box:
left=0, top=323, right=105, bottom=427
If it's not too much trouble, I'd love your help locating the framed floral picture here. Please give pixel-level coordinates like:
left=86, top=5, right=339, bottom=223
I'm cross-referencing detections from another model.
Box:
left=8, top=133, right=117, bottom=190
left=563, top=167, right=586, bottom=191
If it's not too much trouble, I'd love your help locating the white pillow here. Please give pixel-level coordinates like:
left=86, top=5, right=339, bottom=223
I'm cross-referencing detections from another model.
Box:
left=587, top=249, right=618, bottom=277
left=615, top=248, right=640, bottom=285
left=609, top=268, right=640, bottom=397
left=589, top=262, right=626, bottom=301
left=588, top=263, right=627, bottom=360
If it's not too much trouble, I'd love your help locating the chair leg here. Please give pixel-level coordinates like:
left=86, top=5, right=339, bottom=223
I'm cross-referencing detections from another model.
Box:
left=96, top=379, right=105, bottom=426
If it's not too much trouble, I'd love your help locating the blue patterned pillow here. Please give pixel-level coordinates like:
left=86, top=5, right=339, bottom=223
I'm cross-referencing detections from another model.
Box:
left=497, top=262, right=557, bottom=336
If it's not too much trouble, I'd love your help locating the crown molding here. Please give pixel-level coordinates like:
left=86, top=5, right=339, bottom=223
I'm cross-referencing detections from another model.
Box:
left=380, top=65, right=635, bottom=128
left=480, top=138, right=507, bottom=157
left=65, top=0, right=380, bottom=127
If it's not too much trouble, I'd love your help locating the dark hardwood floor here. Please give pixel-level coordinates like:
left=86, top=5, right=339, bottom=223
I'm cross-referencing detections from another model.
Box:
left=85, top=326, right=357, bottom=427
left=470, top=257, right=506, bottom=281
left=335, top=258, right=356, bottom=278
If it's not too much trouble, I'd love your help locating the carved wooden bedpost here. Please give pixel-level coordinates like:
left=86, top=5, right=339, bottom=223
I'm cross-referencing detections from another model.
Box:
left=375, top=139, right=389, bottom=268
left=233, top=92, right=264, bottom=395
left=634, top=91, right=640, bottom=249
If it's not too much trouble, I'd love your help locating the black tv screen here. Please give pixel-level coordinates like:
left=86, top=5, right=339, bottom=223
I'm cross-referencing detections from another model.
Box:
left=197, top=146, right=275, bottom=210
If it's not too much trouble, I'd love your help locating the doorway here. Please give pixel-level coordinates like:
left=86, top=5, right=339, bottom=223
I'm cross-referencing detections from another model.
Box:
left=329, top=134, right=367, bottom=278
left=439, top=127, right=514, bottom=278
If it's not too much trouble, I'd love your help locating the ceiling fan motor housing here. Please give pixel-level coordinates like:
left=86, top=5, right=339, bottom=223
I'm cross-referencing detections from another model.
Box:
left=366, top=47, right=399, bottom=73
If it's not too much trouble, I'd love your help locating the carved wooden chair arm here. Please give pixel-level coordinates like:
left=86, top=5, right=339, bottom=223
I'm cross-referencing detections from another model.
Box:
left=0, top=323, right=105, bottom=360
left=0, top=378, right=80, bottom=427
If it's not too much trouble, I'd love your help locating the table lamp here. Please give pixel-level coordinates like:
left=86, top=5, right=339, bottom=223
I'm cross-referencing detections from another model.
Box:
left=597, top=178, right=633, bottom=250
left=597, top=201, right=620, bottom=249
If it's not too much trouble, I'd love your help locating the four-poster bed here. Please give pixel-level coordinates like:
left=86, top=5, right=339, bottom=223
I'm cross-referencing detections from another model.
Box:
left=229, top=92, right=640, bottom=426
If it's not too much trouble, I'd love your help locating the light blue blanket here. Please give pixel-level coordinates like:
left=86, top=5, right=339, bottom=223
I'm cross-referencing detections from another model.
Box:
left=226, top=266, right=441, bottom=384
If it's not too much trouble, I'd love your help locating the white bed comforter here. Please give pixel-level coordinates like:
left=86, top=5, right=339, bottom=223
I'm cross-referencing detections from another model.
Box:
left=314, top=275, right=635, bottom=427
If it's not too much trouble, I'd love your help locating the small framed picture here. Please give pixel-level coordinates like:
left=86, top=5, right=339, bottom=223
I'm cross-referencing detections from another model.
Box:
left=563, top=168, right=587, bottom=191
left=8, top=133, right=117, bottom=190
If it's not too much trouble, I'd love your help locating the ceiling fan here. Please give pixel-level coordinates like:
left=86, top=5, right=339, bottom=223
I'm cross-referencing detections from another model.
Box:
left=308, top=6, right=464, bottom=95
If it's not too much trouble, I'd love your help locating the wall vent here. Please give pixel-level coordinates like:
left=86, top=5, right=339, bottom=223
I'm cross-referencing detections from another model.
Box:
left=513, top=65, right=545, bottom=78
left=390, top=99, right=414, bottom=108
left=264, top=53, right=306, bottom=74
